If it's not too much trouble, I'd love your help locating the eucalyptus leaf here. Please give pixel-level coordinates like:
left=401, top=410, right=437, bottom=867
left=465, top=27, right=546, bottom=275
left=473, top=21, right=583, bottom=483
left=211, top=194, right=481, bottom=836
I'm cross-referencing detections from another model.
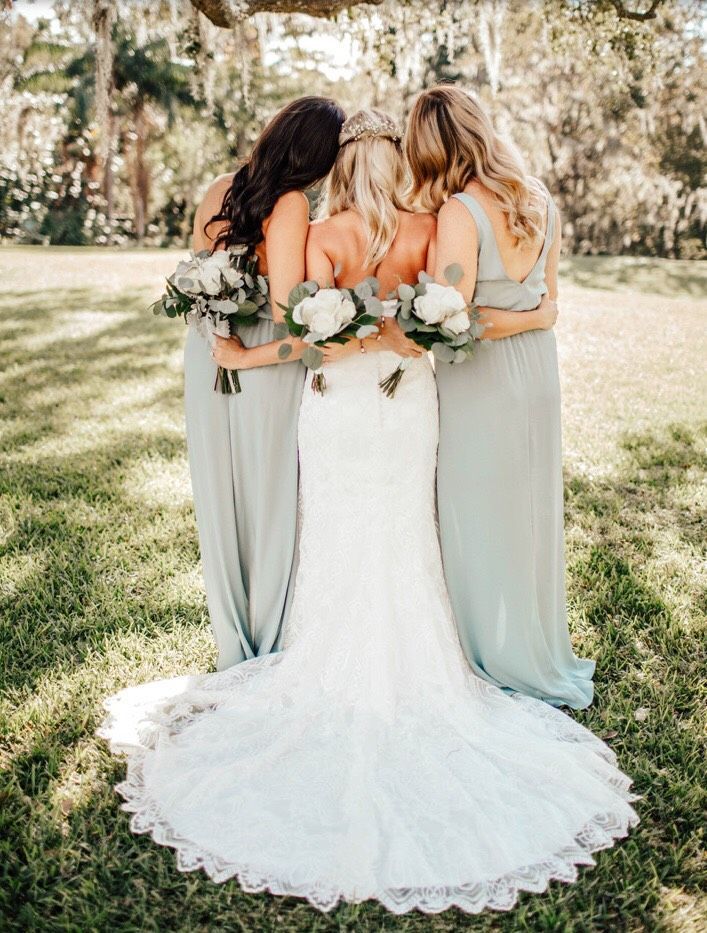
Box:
left=288, top=283, right=312, bottom=307
left=418, top=271, right=434, bottom=284
left=333, top=261, right=343, bottom=278
left=398, top=283, right=416, bottom=301
left=363, top=276, right=380, bottom=295
left=356, top=324, right=379, bottom=339
left=278, top=343, right=293, bottom=359
left=244, top=273, right=254, bottom=289
left=454, top=348, right=469, bottom=364
left=399, top=317, right=417, bottom=334
left=364, top=296, right=385, bottom=317
left=257, top=274, right=268, bottom=293
left=354, top=280, right=373, bottom=300
left=432, top=342, right=456, bottom=363
left=236, top=299, right=258, bottom=316
left=209, top=298, right=239, bottom=315
left=302, top=346, right=324, bottom=371
left=444, top=263, right=463, bottom=286
left=303, top=280, right=319, bottom=295
left=272, top=322, right=290, bottom=340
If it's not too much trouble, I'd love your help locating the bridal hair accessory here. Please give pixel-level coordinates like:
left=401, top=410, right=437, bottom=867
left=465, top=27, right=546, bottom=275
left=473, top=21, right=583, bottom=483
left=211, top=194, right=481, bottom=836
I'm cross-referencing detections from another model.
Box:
left=339, top=110, right=401, bottom=146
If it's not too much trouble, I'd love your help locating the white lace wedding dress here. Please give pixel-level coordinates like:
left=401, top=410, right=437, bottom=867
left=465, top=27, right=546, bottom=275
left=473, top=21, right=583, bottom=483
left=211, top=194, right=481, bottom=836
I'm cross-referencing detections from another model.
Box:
left=99, top=338, right=638, bottom=914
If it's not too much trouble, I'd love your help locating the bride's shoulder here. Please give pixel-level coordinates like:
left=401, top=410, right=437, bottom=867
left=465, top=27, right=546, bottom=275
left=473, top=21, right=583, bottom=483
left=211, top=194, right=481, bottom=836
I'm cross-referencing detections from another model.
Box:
left=401, top=209, right=436, bottom=226
left=399, top=210, right=436, bottom=242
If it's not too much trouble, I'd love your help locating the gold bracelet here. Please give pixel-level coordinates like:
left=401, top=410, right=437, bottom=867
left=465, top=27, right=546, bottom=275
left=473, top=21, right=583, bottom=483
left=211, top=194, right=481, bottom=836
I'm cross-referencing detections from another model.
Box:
left=360, top=339, right=367, bottom=354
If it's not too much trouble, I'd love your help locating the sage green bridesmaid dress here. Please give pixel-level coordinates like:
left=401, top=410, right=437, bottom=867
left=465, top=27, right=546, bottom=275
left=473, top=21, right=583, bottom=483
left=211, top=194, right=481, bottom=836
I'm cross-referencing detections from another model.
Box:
left=436, top=189, right=595, bottom=709
left=184, top=308, right=305, bottom=670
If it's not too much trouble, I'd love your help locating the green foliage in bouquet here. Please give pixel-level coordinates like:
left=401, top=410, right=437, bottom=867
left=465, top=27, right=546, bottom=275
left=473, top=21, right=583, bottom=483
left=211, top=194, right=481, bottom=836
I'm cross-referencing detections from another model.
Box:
left=380, top=264, right=485, bottom=398
left=275, top=277, right=383, bottom=394
left=149, top=249, right=269, bottom=393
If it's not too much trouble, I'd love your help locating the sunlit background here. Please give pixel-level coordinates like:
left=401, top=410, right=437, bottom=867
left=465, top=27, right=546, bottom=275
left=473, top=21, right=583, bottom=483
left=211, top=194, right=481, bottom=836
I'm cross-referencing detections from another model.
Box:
left=1, top=0, right=704, bottom=255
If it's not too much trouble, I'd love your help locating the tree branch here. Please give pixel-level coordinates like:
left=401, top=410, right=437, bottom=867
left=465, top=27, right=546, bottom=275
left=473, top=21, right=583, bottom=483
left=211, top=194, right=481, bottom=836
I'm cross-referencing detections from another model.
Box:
left=608, top=0, right=665, bottom=21
left=190, top=0, right=382, bottom=27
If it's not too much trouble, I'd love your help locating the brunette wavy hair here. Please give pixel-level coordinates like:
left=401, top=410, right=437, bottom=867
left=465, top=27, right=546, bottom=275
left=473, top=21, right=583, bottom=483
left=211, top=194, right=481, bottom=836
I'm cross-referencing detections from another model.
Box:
left=206, top=96, right=346, bottom=253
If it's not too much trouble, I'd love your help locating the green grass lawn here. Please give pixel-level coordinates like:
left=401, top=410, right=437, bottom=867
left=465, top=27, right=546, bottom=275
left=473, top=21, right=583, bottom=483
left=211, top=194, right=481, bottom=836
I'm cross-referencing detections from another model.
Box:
left=1, top=248, right=705, bottom=933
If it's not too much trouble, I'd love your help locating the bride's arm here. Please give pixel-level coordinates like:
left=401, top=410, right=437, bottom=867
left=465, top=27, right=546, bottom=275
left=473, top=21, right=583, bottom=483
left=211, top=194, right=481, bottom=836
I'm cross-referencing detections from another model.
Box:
left=435, top=198, right=557, bottom=340
left=211, top=192, right=309, bottom=371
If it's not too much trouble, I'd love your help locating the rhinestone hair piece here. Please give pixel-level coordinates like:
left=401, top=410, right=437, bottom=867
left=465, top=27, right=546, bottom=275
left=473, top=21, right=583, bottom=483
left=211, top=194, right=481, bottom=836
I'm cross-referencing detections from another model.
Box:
left=339, top=110, right=401, bottom=146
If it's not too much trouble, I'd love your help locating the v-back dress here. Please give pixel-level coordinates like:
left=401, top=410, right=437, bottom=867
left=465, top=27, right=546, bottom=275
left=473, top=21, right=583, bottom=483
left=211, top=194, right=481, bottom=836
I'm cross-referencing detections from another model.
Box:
left=435, top=189, right=595, bottom=709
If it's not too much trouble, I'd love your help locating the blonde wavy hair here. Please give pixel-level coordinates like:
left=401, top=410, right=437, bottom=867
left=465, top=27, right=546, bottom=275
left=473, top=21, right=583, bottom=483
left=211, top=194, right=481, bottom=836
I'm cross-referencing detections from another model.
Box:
left=319, top=109, right=407, bottom=267
left=406, top=85, right=545, bottom=245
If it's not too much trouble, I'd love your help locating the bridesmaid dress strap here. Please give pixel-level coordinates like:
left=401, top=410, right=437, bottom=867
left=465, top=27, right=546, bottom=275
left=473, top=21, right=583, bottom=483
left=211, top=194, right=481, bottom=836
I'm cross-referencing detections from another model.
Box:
left=451, top=192, right=493, bottom=253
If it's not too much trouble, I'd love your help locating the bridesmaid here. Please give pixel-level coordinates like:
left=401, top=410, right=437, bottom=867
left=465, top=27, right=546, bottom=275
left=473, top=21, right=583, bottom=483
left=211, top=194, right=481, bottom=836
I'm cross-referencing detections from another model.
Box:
left=406, top=86, right=594, bottom=709
left=186, top=97, right=346, bottom=670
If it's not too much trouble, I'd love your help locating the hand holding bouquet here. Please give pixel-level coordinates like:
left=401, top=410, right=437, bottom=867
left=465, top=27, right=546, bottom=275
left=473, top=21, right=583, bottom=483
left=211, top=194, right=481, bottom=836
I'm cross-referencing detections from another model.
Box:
left=150, top=248, right=269, bottom=394
left=277, top=278, right=382, bottom=394
left=379, top=264, right=485, bottom=398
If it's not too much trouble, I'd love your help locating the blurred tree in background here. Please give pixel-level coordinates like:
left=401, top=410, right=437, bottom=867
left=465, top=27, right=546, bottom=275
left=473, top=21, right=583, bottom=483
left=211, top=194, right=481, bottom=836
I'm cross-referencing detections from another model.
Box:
left=0, top=0, right=704, bottom=256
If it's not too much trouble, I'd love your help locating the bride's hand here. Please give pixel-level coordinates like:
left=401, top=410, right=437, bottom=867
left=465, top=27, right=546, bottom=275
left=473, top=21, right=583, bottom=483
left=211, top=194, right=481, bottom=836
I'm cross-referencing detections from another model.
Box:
left=536, top=294, right=559, bottom=330
left=212, top=335, right=249, bottom=369
left=377, top=319, right=424, bottom=357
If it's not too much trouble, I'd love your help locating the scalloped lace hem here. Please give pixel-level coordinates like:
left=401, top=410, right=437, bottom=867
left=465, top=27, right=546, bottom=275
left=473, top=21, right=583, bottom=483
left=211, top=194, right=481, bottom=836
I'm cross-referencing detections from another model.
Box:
left=106, top=743, right=638, bottom=915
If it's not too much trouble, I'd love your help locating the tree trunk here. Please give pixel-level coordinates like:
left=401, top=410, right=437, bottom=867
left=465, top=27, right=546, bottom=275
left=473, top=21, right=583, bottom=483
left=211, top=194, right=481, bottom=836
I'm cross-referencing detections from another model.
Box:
left=130, top=101, right=150, bottom=243
left=103, top=109, right=115, bottom=244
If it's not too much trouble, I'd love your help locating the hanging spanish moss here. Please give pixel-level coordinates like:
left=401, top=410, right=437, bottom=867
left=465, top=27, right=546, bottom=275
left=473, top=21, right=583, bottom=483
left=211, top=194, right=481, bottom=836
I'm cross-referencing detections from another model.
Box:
left=92, top=0, right=115, bottom=164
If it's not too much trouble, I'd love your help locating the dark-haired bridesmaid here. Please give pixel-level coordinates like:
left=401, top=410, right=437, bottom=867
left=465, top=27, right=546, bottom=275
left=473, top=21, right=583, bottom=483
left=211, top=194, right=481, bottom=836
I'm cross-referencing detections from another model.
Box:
left=185, top=96, right=346, bottom=670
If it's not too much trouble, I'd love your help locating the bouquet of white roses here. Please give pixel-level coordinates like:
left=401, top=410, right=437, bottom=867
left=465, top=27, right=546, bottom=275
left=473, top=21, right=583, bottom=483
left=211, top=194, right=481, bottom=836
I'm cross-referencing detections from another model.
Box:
left=150, top=248, right=269, bottom=394
left=277, top=278, right=382, bottom=394
left=379, top=264, right=485, bottom=398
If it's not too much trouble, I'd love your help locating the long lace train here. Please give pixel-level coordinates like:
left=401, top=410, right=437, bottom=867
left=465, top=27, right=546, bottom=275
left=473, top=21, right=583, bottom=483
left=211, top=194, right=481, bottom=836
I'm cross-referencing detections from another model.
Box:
left=99, top=349, right=638, bottom=914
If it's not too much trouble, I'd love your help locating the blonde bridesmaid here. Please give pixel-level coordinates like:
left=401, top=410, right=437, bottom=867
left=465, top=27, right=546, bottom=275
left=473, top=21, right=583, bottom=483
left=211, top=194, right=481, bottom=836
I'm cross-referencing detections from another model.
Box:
left=407, top=86, right=594, bottom=708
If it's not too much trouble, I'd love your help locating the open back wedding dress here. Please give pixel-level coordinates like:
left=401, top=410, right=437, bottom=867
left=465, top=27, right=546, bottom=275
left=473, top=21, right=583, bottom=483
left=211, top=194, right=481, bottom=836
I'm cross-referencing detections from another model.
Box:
left=99, top=331, right=638, bottom=914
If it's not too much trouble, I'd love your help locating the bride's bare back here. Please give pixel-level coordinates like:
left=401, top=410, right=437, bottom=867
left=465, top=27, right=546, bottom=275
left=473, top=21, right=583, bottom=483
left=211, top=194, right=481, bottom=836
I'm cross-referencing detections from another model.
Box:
left=306, top=209, right=436, bottom=295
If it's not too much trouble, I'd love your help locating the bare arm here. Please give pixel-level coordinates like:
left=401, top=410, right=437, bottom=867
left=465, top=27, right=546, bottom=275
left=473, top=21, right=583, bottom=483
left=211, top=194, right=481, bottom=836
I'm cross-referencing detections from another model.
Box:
left=435, top=198, right=556, bottom=340
left=212, top=191, right=310, bottom=371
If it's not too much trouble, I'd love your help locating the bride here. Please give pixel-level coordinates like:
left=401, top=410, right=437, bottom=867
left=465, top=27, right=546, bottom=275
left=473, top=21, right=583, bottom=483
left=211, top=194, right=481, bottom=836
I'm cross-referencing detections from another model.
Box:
left=99, top=110, right=638, bottom=915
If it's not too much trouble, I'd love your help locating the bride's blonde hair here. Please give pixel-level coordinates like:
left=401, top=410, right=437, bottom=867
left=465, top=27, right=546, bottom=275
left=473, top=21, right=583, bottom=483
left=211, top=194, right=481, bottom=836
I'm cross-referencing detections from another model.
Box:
left=319, top=109, right=407, bottom=267
left=406, top=85, right=545, bottom=245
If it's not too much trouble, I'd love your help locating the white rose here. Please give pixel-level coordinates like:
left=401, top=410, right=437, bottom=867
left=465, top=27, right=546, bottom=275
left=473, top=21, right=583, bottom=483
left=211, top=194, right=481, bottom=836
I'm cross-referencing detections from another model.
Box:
left=413, top=283, right=467, bottom=325
left=173, top=258, right=202, bottom=295
left=444, top=309, right=471, bottom=334
left=198, top=255, right=225, bottom=295
left=221, top=265, right=245, bottom=288
left=293, top=288, right=356, bottom=340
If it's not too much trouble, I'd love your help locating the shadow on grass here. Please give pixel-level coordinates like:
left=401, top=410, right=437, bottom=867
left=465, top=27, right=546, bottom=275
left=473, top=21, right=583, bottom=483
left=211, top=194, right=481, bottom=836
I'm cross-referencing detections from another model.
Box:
left=559, top=255, right=707, bottom=299
left=1, top=271, right=705, bottom=931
